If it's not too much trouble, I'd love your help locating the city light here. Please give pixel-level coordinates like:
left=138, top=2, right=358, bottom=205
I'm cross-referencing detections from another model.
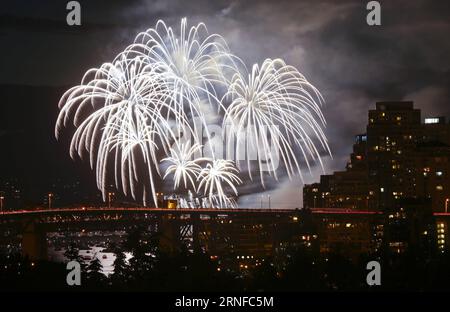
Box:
left=47, top=193, right=53, bottom=209
left=425, top=118, right=440, bottom=124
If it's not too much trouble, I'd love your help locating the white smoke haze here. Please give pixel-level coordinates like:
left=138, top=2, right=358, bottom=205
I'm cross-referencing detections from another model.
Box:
left=238, top=156, right=334, bottom=209
left=404, top=87, right=450, bottom=118
left=55, top=18, right=331, bottom=208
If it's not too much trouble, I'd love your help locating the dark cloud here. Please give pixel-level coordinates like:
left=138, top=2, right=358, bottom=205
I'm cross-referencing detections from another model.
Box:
left=1, top=0, right=449, bottom=207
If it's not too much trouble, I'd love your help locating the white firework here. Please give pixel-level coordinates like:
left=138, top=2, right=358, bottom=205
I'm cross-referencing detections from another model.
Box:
left=55, top=19, right=330, bottom=209
left=223, top=58, right=331, bottom=187
left=121, top=18, right=242, bottom=150
left=162, top=142, right=207, bottom=190
left=56, top=56, right=182, bottom=206
left=197, top=159, right=242, bottom=208
left=208, top=194, right=238, bottom=209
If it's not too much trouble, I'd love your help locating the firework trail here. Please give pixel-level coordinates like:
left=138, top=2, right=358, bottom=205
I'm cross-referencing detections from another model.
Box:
left=55, top=56, right=182, bottom=205
left=223, top=58, right=331, bottom=187
left=162, top=142, right=207, bottom=191
left=120, top=18, right=242, bottom=150
left=56, top=18, right=330, bottom=208
left=197, top=159, right=242, bottom=208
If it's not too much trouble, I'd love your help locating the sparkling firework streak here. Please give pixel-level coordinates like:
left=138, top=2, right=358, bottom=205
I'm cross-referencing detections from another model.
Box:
left=55, top=56, right=183, bottom=206
left=223, top=58, right=331, bottom=187
left=55, top=19, right=238, bottom=207
left=121, top=18, right=242, bottom=150
left=162, top=142, right=207, bottom=190
left=55, top=18, right=330, bottom=208
left=197, top=159, right=242, bottom=208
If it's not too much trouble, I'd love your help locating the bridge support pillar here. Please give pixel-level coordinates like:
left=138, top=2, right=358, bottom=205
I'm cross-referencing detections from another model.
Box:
left=21, top=219, right=47, bottom=261
left=192, top=214, right=202, bottom=252
left=158, top=214, right=179, bottom=254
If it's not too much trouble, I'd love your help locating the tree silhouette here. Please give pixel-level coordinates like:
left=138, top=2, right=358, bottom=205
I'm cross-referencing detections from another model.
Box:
left=64, top=242, right=81, bottom=262
left=122, top=228, right=159, bottom=289
left=110, top=249, right=130, bottom=288
left=249, top=257, right=279, bottom=291
left=86, top=254, right=106, bottom=289
left=64, top=242, right=87, bottom=274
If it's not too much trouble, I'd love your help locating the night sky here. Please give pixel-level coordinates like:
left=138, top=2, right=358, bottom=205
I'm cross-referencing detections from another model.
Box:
left=1, top=0, right=449, bottom=207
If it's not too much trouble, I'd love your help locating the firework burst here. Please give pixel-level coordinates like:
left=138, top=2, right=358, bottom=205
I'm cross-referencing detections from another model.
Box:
left=121, top=18, right=242, bottom=148
left=223, top=58, right=331, bottom=187
left=56, top=18, right=330, bottom=208
left=56, top=56, right=183, bottom=205
left=162, top=142, right=207, bottom=191
left=197, top=159, right=242, bottom=208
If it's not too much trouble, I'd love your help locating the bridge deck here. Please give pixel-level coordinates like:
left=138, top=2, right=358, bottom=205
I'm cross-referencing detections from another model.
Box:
left=0, top=207, right=386, bottom=218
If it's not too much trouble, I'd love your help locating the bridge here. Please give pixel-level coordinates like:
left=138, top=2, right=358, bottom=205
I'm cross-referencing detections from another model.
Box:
left=4, top=207, right=448, bottom=263
left=0, top=206, right=383, bottom=218
left=0, top=207, right=304, bottom=216
left=0, top=207, right=385, bottom=261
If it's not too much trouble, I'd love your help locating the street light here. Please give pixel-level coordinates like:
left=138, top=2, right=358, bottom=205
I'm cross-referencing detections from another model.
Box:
left=108, top=192, right=115, bottom=208
left=0, top=196, right=4, bottom=213
left=48, top=193, right=53, bottom=209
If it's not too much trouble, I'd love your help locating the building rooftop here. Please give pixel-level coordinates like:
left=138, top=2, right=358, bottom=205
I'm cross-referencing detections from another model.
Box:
left=375, top=101, right=414, bottom=111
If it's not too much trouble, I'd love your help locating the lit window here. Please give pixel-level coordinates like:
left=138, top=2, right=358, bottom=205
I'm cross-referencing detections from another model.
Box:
left=436, top=171, right=443, bottom=177
left=425, top=118, right=439, bottom=124
left=436, top=185, right=444, bottom=191
left=380, top=187, right=385, bottom=193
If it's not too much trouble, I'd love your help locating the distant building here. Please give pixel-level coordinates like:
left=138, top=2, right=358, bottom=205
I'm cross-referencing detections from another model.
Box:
left=383, top=198, right=436, bottom=254
left=304, top=101, right=450, bottom=213
left=435, top=214, right=448, bottom=252
left=0, top=179, right=23, bottom=211
left=312, top=209, right=380, bottom=261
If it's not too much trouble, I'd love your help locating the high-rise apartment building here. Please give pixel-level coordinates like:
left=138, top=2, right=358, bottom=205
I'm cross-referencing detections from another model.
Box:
left=304, top=101, right=450, bottom=213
